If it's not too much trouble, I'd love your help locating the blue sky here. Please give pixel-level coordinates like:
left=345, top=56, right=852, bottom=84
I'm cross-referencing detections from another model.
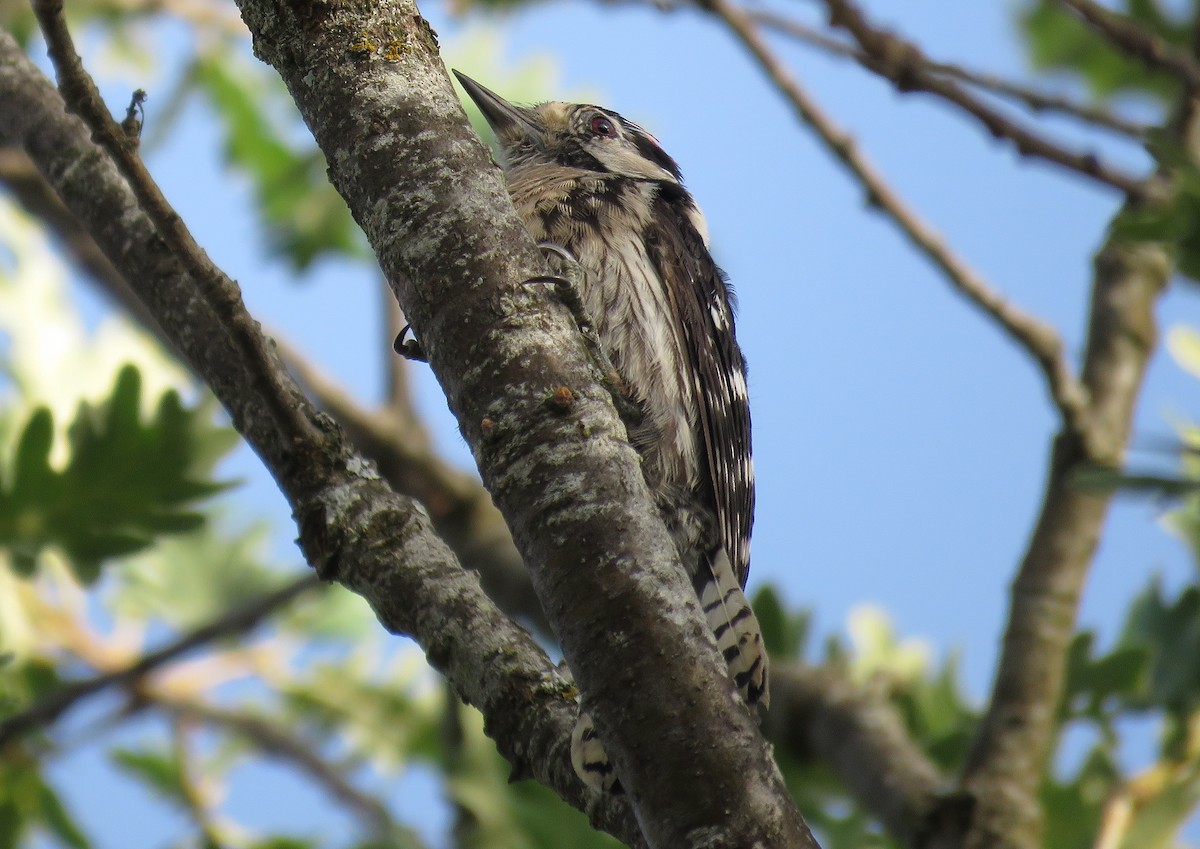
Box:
left=35, top=0, right=1200, bottom=846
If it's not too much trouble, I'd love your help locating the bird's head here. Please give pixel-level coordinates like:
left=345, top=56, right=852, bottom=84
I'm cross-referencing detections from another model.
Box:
left=454, top=71, right=683, bottom=184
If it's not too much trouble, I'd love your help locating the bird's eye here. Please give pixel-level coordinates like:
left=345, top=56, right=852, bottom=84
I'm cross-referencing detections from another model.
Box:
left=590, top=116, right=616, bottom=138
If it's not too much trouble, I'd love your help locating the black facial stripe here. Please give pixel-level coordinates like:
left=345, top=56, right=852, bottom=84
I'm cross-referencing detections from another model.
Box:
left=555, top=147, right=608, bottom=173
left=624, top=121, right=683, bottom=181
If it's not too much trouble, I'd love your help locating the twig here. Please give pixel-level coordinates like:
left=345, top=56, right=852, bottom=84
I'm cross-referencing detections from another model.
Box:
left=1059, top=0, right=1200, bottom=91
left=159, top=695, right=420, bottom=844
left=746, top=10, right=1149, bottom=138
left=705, top=0, right=1090, bottom=429
left=0, top=576, right=319, bottom=748
left=818, top=0, right=1150, bottom=200
left=170, top=717, right=228, bottom=845
left=32, top=0, right=321, bottom=448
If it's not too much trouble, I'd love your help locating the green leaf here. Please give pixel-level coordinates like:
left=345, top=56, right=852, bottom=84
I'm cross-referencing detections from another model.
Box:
left=752, top=585, right=809, bottom=659
left=1119, top=766, right=1200, bottom=849
left=1060, top=631, right=1150, bottom=725
left=1042, top=744, right=1118, bottom=849
left=191, top=56, right=366, bottom=270
left=1020, top=0, right=1185, bottom=102
left=1072, top=466, right=1200, bottom=498
left=34, top=780, right=91, bottom=849
left=0, top=365, right=238, bottom=582
left=245, top=838, right=316, bottom=849
left=1120, top=579, right=1200, bottom=720
left=282, top=658, right=442, bottom=771
left=1109, top=156, right=1200, bottom=287
left=0, top=756, right=92, bottom=849
left=891, top=655, right=977, bottom=769
left=110, top=746, right=188, bottom=805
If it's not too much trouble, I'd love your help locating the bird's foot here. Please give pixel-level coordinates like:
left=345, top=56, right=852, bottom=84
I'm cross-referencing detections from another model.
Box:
left=393, top=322, right=427, bottom=362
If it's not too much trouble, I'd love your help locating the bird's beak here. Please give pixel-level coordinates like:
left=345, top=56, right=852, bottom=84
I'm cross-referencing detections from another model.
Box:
left=453, top=70, right=540, bottom=142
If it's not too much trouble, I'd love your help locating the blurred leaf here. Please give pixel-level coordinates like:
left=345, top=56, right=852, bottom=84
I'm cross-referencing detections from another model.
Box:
left=752, top=585, right=809, bottom=659
left=0, top=754, right=91, bottom=849
left=774, top=747, right=897, bottom=849
left=1110, top=156, right=1200, bottom=287
left=282, top=655, right=442, bottom=772
left=1060, top=631, right=1149, bottom=734
left=0, top=657, right=65, bottom=720
left=1169, top=326, right=1200, bottom=379
left=245, top=838, right=316, bottom=849
left=441, top=700, right=621, bottom=849
left=110, top=746, right=188, bottom=806
left=891, top=655, right=977, bottom=769
left=1042, top=745, right=1119, bottom=849
left=1120, top=579, right=1200, bottom=720
left=1073, top=465, right=1200, bottom=498
left=278, top=581, right=377, bottom=643
left=34, top=778, right=91, bottom=849
left=1118, top=761, right=1200, bottom=849
left=112, top=520, right=285, bottom=629
left=0, top=366, right=237, bottom=582
left=191, top=56, right=366, bottom=270
left=1020, top=0, right=1185, bottom=101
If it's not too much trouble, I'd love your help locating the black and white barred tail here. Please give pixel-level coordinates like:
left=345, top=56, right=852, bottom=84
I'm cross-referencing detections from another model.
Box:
left=696, top=548, right=768, bottom=708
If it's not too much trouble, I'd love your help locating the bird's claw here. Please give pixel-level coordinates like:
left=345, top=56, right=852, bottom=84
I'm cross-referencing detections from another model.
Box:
left=393, top=323, right=427, bottom=362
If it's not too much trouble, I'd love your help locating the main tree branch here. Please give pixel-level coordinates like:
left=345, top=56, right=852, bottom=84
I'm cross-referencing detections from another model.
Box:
left=225, top=1, right=815, bottom=845
left=957, top=95, right=1186, bottom=849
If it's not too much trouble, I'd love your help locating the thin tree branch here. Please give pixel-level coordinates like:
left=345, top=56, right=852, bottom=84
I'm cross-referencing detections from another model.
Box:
left=746, top=10, right=1149, bottom=138
left=0, top=575, right=320, bottom=748
left=958, top=100, right=1187, bottom=849
left=817, top=0, right=1150, bottom=200
left=33, top=0, right=320, bottom=447
left=159, top=695, right=423, bottom=845
left=1059, top=0, right=1200, bottom=90
left=0, top=144, right=548, bottom=638
left=170, top=717, right=227, bottom=845
left=704, top=0, right=1090, bottom=429
left=0, top=31, right=645, bottom=847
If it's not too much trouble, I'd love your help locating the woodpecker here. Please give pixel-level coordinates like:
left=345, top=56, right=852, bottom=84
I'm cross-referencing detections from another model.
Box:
left=454, top=72, right=767, bottom=792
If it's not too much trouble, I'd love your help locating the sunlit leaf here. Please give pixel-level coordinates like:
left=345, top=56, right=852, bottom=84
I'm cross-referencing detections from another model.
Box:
left=0, top=366, right=238, bottom=582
